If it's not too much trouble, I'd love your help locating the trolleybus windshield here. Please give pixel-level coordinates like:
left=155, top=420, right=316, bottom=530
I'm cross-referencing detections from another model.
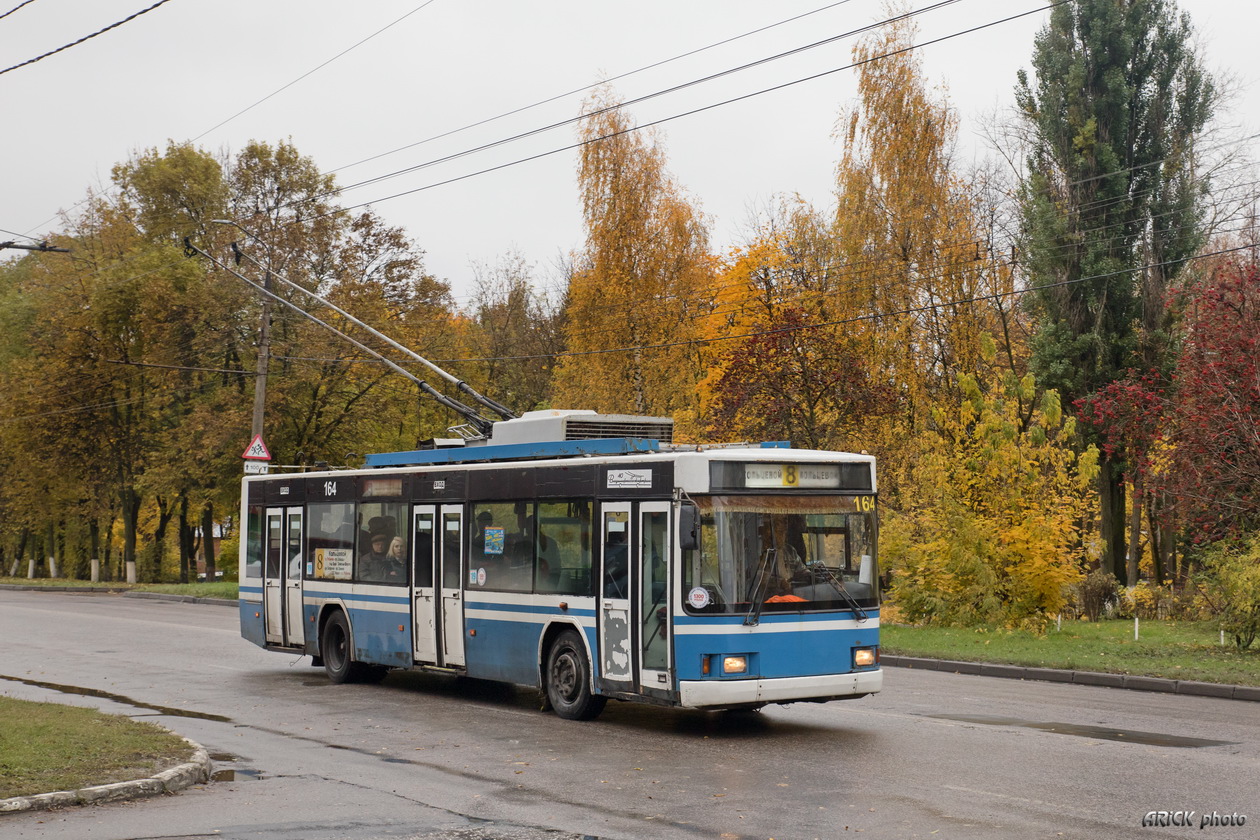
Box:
left=682, top=494, right=878, bottom=615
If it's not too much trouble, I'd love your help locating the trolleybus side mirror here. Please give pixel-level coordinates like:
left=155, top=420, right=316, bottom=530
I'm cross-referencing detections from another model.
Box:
left=679, top=502, right=699, bottom=552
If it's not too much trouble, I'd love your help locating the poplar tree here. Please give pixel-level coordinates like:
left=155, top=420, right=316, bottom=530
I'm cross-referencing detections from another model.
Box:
left=553, top=88, right=712, bottom=426
left=1016, top=0, right=1215, bottom=583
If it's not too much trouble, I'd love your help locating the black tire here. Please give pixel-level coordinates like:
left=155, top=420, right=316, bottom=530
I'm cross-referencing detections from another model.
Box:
left=321, top=610, right=366, bottom=684
left=545, top=630, right=606, bottom=721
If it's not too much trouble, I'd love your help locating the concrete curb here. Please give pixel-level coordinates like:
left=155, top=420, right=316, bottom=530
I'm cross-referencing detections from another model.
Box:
left=0, top=739, right=213, bottom=815
left=882, top=655, right=1260, bottom=702
left=121, top=591, right=238, bottom=607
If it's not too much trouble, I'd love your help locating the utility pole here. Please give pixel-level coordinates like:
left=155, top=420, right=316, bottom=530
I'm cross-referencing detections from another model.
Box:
left=219, top=230, right=270, bottom=443
left=251, top=267, right=272, bottom=440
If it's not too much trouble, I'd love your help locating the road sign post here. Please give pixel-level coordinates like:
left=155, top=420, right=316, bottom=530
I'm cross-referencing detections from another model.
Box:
left=242, top=435, right=272, bottom=474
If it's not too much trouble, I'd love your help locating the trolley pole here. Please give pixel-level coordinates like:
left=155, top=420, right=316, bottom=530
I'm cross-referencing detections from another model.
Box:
left=251, top=268, right=272, bottom=440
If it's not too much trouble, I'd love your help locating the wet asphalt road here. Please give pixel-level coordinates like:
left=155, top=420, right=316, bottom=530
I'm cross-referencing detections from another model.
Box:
left=0, top=589, right=1255, bottom=840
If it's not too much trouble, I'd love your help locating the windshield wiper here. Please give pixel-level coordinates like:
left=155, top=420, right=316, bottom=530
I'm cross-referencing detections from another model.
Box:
left=743, top=548, right=776, bottom=626
left=812, top=562, right=868, bottom=622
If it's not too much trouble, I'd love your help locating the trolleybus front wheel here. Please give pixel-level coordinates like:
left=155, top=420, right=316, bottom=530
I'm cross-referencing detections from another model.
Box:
left=546, top=630, right=606, bottom=721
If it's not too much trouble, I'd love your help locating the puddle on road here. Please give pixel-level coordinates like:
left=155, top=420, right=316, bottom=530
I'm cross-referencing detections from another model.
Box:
left=925, top=713, right=1234, bottom=748
left=0, top=673, right=233, bottom=722
left=211, top=768, right=267, bottom=782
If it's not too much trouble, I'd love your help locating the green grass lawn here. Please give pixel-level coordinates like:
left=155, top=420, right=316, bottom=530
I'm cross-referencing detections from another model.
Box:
left=0, top=577, right=237, bottom=599
left=0, top=696, right=194, bottom=799
left=882, top=619, right=1260, bottom=686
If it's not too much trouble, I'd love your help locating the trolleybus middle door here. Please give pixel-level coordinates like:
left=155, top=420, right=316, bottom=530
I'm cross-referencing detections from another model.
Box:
left=411, top=505, right=438, bottom=664
left=439, top=506, right=466, bottom=667
left=599, top=502, right=634, bottom=689
left=639, top=501, right=672, bottom=690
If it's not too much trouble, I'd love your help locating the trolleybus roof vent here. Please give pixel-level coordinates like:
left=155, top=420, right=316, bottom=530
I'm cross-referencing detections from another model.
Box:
left=563, top=417, right=673, bottom=443
left=488, top=409, right=673, bottom=446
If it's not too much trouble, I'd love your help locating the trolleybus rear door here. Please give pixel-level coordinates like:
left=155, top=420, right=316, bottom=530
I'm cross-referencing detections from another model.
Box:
left=639, top=502, right=671, bottom=689
left=283, top=507, right=304, bottom=647
left=264, top=506, right=304, bottom=647
left=440, top=506, right=466, bottom=667
left=264, top=509, right=283, bottom=643
left=410, top=505, right=438, bottom=664
left=599, top=502, right=634, bottom=689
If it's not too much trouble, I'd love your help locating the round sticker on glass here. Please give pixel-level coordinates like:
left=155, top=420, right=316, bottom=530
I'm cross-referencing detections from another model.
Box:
left=687, top=586, right=711, bottom=609
left=477, top=567, right=487, bottom=587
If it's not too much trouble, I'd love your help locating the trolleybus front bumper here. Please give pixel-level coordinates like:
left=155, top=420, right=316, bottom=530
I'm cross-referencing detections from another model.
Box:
left=678, top=668, right=882, bottom=709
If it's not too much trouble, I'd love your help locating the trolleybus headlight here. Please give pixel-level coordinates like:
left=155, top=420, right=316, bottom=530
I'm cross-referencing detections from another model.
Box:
left=722, top=655, right=748, bottom=675
left=853, top=647, right=877, bottom=668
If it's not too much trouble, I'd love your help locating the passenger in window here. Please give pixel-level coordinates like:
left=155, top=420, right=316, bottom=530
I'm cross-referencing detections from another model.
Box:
left=384, top=536, right=406, bottom=579
left=360, top=517, right=403, bottom=582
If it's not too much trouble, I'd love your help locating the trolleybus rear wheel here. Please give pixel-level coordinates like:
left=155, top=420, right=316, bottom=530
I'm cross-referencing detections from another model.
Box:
left=321, top=610, right=366, bottom=684
left=546, top=630, right=606, bottom=721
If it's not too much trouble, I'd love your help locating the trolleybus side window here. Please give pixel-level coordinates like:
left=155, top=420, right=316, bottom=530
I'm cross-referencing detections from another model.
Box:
left=469, top=501, right=537, bottom=592
left=467, top=500, right=594, bottom=595
left=357, top=502, right=407, bottom=584
left=537, top=500, right=593, bottom=596
left=308, top=501, right=355, bottom=581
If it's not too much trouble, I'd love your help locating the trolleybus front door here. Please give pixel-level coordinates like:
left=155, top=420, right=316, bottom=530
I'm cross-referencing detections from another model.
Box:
left=440, top=506, right=466, bottom=667
left=410, top=505, right=438, bottom=664
left=264, top=505, right=304, bottom=648
left=639, top=502, right=671, bottom=689
left=599, top=502, right=634, bottom=689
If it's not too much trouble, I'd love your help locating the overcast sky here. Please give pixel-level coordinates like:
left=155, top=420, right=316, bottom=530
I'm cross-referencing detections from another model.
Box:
left=1, top=0, right=1255, bottom=303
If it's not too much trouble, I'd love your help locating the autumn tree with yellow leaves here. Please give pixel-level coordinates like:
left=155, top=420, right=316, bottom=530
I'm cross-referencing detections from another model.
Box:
left=705, top=8, right=1024, bottom=498
left=552, top=88, right=713, bottom=429
left=832, top=9, right=1023, bottom=463
left=883, top=338, right=1100, bottom=629
left=701, top=202, right=894, bottom=452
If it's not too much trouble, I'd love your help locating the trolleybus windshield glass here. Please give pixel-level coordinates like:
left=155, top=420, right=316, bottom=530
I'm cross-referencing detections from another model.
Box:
left=682, top=495, right=878, bottom=615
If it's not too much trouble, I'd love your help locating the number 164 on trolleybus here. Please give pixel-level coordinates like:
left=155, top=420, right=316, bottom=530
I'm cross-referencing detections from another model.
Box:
left=239, top=410, right=880, bottom=720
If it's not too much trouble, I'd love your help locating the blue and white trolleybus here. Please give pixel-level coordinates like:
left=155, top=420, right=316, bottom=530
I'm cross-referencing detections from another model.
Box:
left=239, top=410, right=881, bottom=720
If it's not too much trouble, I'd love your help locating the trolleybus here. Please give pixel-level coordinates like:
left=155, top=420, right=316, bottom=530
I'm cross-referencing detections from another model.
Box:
left=239, top=410, right=881, bottom=719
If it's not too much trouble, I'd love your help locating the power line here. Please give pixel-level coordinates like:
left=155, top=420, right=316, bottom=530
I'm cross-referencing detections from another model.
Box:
left=191, top=0, right=441, bottom=142
left=327, top=0, right=864, bottom=178
left=307, top=0, right=968, bottom=206
left=102, top=358, right=259, bottom=376
left=0, top=0, right=177, bottom=77
left=0, top=0, right=38, bottom=22
left=310, top=1, right=1067, bottom=220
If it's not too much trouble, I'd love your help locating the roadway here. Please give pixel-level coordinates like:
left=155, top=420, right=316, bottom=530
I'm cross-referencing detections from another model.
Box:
left=0, top=589, right=1254, bottom=840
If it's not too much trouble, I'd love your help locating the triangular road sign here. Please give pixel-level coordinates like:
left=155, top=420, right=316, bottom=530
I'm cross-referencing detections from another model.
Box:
left=242, top=434, right=272, bottom=461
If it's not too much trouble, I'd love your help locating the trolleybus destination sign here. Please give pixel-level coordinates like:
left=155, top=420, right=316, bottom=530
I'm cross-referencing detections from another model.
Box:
left=743, top=463, right=841, bottom=488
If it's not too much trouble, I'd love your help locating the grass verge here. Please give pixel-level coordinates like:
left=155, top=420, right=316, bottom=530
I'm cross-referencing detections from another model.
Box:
left=0, top=577, right=237, bottom=600
left=0, top=696, right=194, bottom=799
left=882, top=619, right=1260, bottom=686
